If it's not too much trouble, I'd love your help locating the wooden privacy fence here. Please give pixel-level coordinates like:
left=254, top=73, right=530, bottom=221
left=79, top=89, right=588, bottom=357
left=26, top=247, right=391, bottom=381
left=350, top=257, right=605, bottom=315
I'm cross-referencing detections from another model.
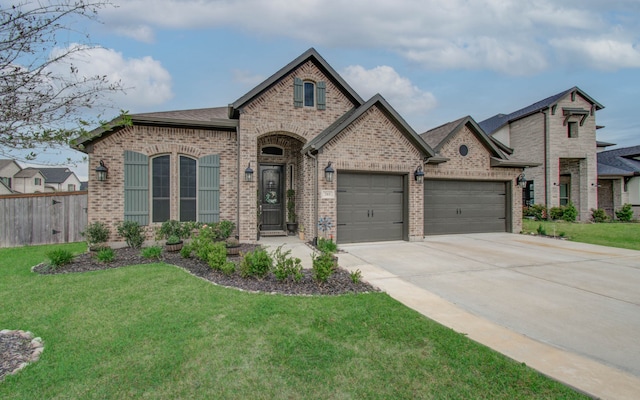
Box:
left=0, top=191, right=88, bottom=248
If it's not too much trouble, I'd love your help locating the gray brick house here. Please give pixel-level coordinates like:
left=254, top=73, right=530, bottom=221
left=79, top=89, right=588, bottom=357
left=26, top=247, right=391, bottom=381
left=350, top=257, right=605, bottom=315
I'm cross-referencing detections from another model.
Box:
left=77, top=48, right=533, bottom=245
left=479, top=87, right=604, bottom=221
left=597, top=145, right=640, bottom=219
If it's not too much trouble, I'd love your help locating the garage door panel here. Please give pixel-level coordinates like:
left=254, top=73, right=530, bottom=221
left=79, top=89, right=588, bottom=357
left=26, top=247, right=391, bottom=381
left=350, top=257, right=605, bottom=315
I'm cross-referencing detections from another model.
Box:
left=338, top=173, right=405, bottom=244
left=425, top=180, right=508, bottom=235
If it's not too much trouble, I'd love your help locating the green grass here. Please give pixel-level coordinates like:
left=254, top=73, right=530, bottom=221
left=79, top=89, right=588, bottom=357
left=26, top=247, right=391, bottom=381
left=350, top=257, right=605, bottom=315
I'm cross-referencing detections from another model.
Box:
left=522, top=219, right=640, bottom=250
left=0, top=243, right=586, bottom=399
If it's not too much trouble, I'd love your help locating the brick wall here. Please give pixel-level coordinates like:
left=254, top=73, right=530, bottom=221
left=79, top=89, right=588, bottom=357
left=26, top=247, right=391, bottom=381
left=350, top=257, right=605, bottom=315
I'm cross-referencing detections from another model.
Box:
left=88, top=125, right=238, bottom=244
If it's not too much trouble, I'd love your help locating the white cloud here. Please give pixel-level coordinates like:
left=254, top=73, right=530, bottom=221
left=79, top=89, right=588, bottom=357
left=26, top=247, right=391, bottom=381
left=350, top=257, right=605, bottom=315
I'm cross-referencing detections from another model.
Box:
left=232, top=69, right=265, bottom=87
left=550, top=38, right=640, bottom=70
left=342, top=65, right=437, bottom=116
left=48, top=44, right=173, bottom=110
left=103, top=0, right=640, bottom=74
left=114, top=25, right=155, bottom=43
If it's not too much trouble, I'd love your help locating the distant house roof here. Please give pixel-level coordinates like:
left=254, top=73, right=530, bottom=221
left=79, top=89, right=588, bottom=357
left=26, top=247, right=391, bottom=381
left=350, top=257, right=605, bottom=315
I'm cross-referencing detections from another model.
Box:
left=80, top=181, right=88, bottom=191
left=0, top=159, right=21, bottom=172
left=420, top=116, right=540, bottom=168
left=479, top=87, right=605, bottom=135
left=39, top=168, right=75, bottom=184
left=14, top=168, right=42, bottom=178
left=598, top=145, right=640, bottom=177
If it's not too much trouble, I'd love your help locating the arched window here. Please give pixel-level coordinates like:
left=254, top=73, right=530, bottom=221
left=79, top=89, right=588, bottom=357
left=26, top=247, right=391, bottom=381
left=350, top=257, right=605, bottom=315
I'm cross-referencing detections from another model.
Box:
left=261, top=146, right=284, bottom=156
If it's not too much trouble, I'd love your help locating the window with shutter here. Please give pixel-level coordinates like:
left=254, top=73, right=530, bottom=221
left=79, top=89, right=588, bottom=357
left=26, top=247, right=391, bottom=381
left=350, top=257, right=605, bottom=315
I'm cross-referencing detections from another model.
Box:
left=304, top=82, right=315, bottom=107
left=293, top=77, right=303, bottom=107
left=124, top=150, right=149, bottom=225
left=180, top=156, right=197, bottom=221
left=198, top=154, right=220, bottom=223
left=317, top=81, right=326, bottom=110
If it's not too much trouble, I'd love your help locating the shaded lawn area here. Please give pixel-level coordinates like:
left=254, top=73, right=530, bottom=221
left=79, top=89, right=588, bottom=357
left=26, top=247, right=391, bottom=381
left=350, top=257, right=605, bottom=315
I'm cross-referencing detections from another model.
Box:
left=0, top=243, right=586, bottom=399
left=522, top=219, right=640, bottom=251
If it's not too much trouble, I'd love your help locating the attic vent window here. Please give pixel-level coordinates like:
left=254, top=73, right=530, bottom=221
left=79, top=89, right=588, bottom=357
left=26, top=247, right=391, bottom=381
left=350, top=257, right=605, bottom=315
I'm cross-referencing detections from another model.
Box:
left=262, top=146, right=284, bottom=156
left=459, top=145, right=469, bottom=156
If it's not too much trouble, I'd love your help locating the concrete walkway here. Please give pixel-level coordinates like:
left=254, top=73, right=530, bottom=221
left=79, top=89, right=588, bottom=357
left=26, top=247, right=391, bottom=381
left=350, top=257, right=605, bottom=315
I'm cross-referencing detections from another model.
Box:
left=261, top=234, right=640, bottom=400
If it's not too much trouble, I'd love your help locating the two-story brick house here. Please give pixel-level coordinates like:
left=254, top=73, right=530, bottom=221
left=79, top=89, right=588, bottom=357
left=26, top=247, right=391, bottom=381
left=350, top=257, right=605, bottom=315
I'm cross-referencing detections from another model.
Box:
left=77, top=48, right=532, bottom=245
left=479, top=88, right=604, bottom=221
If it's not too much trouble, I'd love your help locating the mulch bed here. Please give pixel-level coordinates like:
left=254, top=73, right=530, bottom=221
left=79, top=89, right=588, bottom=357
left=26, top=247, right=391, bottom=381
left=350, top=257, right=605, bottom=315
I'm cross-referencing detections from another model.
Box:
left=31, top=244, right=379, bottom=296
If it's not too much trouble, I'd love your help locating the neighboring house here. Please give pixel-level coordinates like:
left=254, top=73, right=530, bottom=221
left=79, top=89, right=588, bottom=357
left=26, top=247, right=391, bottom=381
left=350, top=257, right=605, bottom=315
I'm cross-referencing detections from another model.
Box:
left=479, top=87, right=604, bottom=221
left=12, top=168, right=46, bottom=193
left=39, top=168, right=83, bottom=192
left=597, top=145, right=640, bottom=219
left=76, top=48, right=533, bottom=245
left=0, top=179, right=12, bottom=195
left=0, top=159, right=22, bottom=191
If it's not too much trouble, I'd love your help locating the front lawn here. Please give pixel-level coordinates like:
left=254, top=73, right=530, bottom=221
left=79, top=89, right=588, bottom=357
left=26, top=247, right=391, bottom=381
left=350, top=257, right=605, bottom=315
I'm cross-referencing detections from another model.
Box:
left=522, top=219, right=640, bottom=251
left=0, top=243, right=586, bottom=399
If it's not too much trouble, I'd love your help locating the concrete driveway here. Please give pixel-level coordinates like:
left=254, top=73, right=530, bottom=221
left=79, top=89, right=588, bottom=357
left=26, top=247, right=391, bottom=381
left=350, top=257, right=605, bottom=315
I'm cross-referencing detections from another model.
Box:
left=338, top=233, right=640, bottom=399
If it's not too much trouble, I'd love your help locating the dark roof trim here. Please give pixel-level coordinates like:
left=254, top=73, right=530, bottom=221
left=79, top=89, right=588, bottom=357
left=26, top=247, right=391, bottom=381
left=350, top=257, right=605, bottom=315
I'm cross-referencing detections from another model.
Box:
left=597, top=141, right=616, bottom=148
left=490, top=158, right=542, bottom=168
left=229, top=48, right=364, bottom=118
left=490, top=136, right=514, bottom=155
left=302, top=94, right=436, bottom=159
left=433, top=116, right=507, bottom=159
left=425, top=156, right=449, bottom=164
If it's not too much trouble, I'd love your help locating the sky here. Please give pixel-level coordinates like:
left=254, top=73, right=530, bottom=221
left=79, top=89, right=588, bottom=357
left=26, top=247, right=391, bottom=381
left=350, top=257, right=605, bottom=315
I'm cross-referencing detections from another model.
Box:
left=5, top=0, right=640, bottom=180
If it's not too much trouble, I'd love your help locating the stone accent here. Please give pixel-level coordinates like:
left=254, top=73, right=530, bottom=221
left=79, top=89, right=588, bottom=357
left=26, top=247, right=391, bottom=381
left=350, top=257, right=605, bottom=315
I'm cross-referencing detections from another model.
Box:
left=0, top=329, right=44, bottom=380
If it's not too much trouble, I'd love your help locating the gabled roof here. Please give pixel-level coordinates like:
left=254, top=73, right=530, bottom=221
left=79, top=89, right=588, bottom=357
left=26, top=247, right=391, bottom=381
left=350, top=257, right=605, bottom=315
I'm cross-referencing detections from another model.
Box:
left=0, top=159, right=21, bottom=171
left=302, top=94, right=437, bottom=159
left=598, top=145, right=640, bottom=177
left=39, top=168, right=75, bottom=184
left=479, top=87, right=605, bottom=135
left=14, top=168, right=43, bottom=178
left=229, top=48, right=365, bottom=118
left=420, top=116, right=540, bottom=168
left=0, top=179, right=12, bottom=194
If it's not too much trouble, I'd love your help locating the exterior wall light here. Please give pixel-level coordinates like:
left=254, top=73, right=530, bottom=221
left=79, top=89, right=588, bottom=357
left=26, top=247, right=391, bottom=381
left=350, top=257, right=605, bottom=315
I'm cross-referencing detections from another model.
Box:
left=324, top=161, right=334, bottom=182
left=95, top=160, right=108, bottom=182
left=244, top=162, right=254, bottom=182
left=517, top=173, right=527, bottom=188
left=414, top=166, right=424, bottom=183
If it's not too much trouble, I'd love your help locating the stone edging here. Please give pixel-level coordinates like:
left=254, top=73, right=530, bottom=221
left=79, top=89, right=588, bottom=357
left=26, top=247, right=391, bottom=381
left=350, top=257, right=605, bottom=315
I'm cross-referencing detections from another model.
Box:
left=0, top=329, right=44, bottom=379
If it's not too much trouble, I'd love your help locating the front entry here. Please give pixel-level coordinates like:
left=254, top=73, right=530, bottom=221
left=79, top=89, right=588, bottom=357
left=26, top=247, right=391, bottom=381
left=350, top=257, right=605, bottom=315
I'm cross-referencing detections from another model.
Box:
left=259, top=165, right=284, bottom=231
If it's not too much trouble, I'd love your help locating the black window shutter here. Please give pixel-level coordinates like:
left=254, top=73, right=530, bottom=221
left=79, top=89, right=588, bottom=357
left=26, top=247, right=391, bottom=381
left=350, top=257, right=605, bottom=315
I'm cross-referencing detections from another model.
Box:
left=293, top=77, right=303, bottom=108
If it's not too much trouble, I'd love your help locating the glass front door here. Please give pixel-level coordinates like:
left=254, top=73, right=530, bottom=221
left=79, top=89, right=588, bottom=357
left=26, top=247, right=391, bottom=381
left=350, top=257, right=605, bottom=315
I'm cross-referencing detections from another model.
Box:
left=260, top=165, right=284, bottom=231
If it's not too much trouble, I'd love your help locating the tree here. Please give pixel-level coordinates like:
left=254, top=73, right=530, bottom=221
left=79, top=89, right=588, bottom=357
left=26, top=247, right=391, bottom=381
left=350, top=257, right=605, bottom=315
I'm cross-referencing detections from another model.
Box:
left=0, top=0, right=124, bottom=161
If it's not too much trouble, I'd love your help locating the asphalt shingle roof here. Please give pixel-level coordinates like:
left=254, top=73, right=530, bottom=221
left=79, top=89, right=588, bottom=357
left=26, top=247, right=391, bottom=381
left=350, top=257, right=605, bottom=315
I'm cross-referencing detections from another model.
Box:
left=38, top=168, right=74, bottom=183
left=597, top=145, right=640, bottom=177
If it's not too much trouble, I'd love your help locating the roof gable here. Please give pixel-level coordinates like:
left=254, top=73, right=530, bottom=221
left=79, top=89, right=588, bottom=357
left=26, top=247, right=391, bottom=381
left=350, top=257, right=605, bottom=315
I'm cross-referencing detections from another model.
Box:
left=597, top=145, right=640, bottom=176
left=39, top=168, right=75, bottom=183
left=479, top=87, right=605, bottom=135
left=421, top=116, right=505, bottom=158
left=14, top=168, right=43, bottom=178
left=229, top=48, right=364, bottom=118
left=302, top=94, right=435, bottom=158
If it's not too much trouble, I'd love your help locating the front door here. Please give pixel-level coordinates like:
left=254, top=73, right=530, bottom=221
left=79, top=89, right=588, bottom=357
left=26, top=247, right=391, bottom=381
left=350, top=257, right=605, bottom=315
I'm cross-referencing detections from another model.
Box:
left=260, top=165, right=284, bottom=231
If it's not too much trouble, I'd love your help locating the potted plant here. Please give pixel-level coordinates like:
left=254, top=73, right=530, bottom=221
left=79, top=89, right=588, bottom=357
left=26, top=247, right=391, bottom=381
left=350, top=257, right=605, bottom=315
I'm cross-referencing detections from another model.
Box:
left=158, top=220, right=188, bottom=252
left=225, top=237, right=241, bottom=256
left=286, top=189, right=298, bottom=235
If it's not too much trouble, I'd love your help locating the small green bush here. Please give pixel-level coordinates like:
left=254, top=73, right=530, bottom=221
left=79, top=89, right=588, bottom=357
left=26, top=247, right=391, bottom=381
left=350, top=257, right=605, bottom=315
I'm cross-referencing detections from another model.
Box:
left=317, top=237, right=337, bottom=254
left=220, top=261, right=236, bottom=276
left=205, top=242, right=227, bottom=270
left=350, top=269, right=362, bottom=284
left=141, top=246, right=162, bottom=260
left=562, top=202, right=577, bottom=222
left=239, top=248, right=272, bottom=278
left=217, top=220, right=236, bottom=240
left=180, top=243, right=193, bottom=258
left=157, top=219, right=191, bottom=242
left=312, top=251, right=336, bottom=283
left=616, top=203, right=634, bottom=222
left=549, top=207, right=564, bottom=220
left=591, top=208, right=610, bottom=223
left=523, top=204, right=547, bottom=220
left=46, top=249, right=74, bottom=268
left=272, top=245, right=303, bottom=282
left=536, top=224, right=547, bottom=236
left=95, top=247, right=115, bottom=263
left=81, top=221, right=110, bottom=248
left=117, top=220, right=145, bottom=249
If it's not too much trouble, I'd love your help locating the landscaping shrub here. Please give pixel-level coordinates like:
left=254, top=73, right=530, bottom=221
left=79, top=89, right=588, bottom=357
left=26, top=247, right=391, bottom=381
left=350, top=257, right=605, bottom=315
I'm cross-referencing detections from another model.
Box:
left=562, top=202, right=577, bottom=222
left=157, top=220, right=191, bottom=243
left=220, top=260, right=236, bottom=276
left=616, top=203, right=634, bottom=222
left=95, top=247, right=115, bottom=263
left=536, top=224, right=547, bottom=236
left=180, top=243, right=193, bottom=258
left=217, top=220, right=236, bottom=240
left=272, top=245, right=303, bottom=282
left=591, top=208, right=610, bottom=223
left=312, top=251, right=336, bottom=283
left=141, top=246, right=162, bottom=260
left=116, top=221, right=145, bottom=249
left=239, top=248, right=272, bottom=278
left=549, top=207, right=564, bottom=220
left=46, top=249, right=74, bottom=268
left=350, top=269, right=362, bottom=284
left=81, top=221, right=110, bottom=249
left=523, top=204, right=547, bottom=220
left=317, top=237, right=337, bottom=254
left=205, top=242, right=227, bottom=270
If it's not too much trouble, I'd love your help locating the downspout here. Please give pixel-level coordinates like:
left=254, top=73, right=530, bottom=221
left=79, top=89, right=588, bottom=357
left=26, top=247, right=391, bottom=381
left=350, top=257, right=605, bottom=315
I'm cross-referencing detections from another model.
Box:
left=306, top=150, right=318, bottom=244
left=236, top=122, right=241, bottom=239
left=543, top=109, right=550, bottom=216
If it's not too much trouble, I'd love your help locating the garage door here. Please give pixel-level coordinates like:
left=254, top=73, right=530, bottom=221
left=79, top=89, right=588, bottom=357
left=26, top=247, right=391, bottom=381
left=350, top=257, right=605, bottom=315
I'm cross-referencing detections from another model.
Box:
left=424, top=180, right=508, bottom=235
left=337, top=173, right=405, bottom=243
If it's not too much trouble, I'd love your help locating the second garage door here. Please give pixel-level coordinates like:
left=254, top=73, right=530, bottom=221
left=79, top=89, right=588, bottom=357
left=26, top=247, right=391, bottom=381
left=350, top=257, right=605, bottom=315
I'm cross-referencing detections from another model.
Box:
left=337, top=173, right=405, bottom=244
left=424, top=180, right=508, bottom=235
